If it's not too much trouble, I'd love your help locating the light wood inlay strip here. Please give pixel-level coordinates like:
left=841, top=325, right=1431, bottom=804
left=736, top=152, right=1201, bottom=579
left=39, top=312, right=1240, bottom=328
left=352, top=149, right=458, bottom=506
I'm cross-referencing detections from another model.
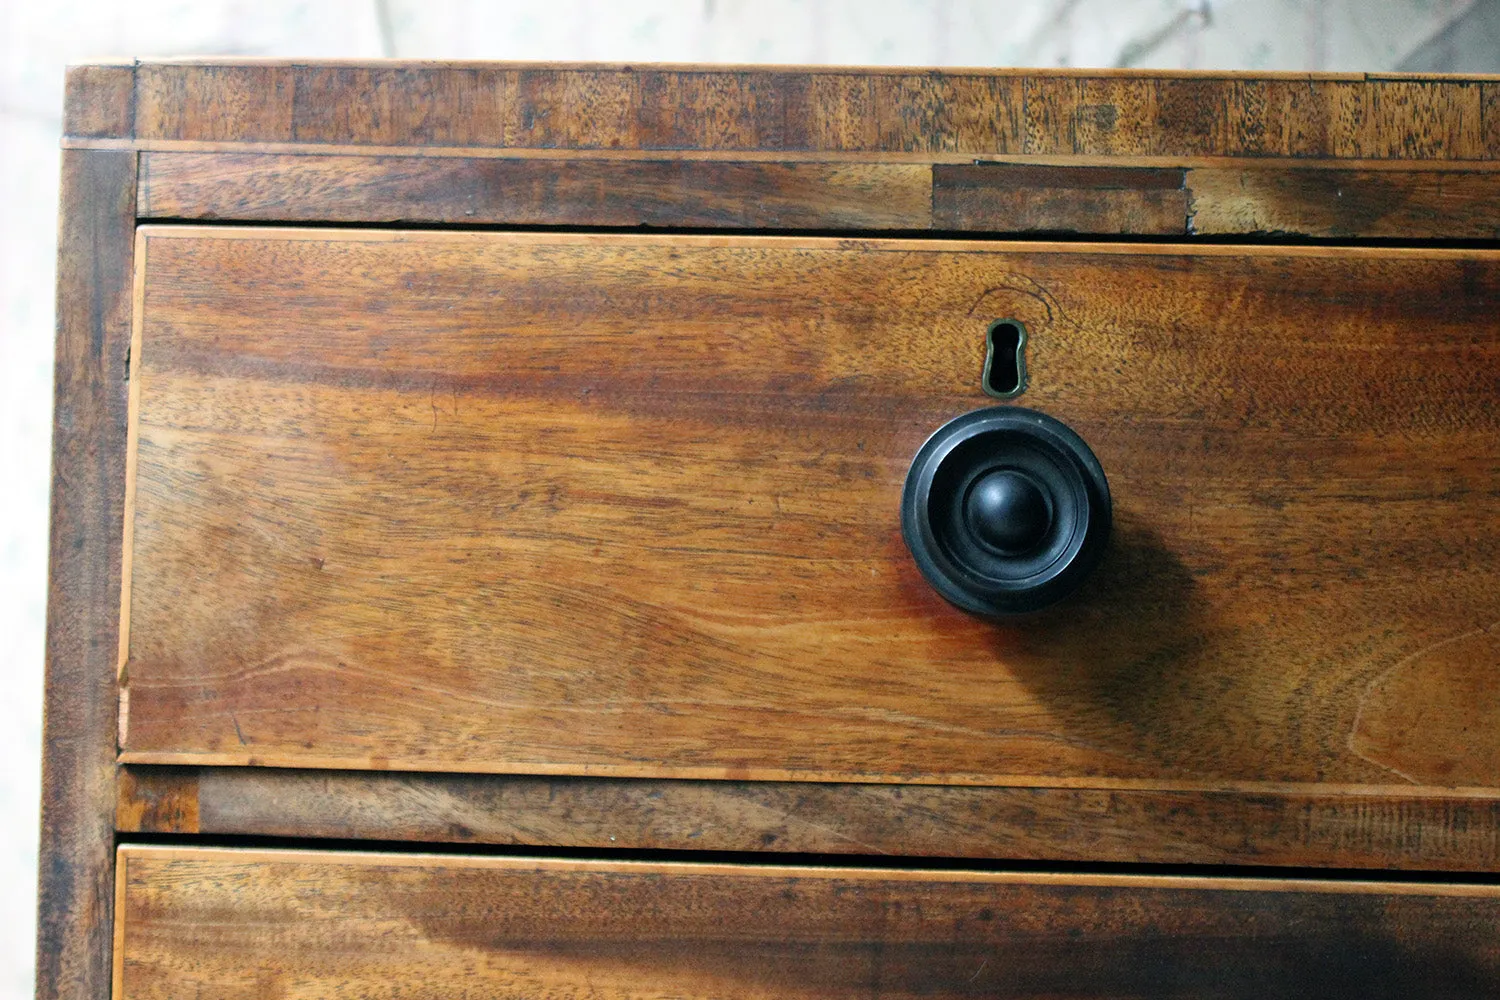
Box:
left=60, top=137, right=1500, bottom=171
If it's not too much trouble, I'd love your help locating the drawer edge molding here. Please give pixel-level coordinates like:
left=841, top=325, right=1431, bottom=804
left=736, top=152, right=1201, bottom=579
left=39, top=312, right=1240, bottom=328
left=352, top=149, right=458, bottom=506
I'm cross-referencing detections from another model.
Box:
left=135, top=151, right=1500, bottom=240
left=118, top=767, right=1500, bottom=872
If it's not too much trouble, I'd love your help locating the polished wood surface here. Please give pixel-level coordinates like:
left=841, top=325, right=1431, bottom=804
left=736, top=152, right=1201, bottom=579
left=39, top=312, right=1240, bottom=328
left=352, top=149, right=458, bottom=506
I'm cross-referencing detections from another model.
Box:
left=138, top=153, right=1500, bottom=239
left=88, top=63, right=1500, bottom=241
left=115, top=846, right=1500, bottom=999
left=137, top=152, right=935, bottom=230
left=120, top=227, right=1500, bottom=795
left=45, top=60, right=1500, bottom=1000
left=67, top=62, right=1498, bottom=163
left=37, top=148, right=136, bottom=1000
left=118, top=766, right=1500, bottom=871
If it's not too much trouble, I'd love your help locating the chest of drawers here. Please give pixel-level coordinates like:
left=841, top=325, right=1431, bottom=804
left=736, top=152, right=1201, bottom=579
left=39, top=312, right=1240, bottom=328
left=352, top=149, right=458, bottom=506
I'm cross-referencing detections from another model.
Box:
left=43, top=61, right=1500, bottom=999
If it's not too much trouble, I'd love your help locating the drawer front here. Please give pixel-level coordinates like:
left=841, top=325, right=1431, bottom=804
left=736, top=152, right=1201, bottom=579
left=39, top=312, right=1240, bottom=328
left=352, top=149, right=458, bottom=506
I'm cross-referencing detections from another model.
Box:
left=121, top=227, right=1500, bottom=792
left=115, top=846, right=1500, bottom=999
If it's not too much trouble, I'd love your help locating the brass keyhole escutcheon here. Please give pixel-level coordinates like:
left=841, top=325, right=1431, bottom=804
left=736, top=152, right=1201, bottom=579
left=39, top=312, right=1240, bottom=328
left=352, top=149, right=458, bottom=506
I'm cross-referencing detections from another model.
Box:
left=983, top=319, right=1027, bottom=399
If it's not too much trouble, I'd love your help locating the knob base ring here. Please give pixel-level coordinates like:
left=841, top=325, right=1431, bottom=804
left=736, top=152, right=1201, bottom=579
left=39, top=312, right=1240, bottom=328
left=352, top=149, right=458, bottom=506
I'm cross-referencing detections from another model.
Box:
left=901, top=406, right=1111, bottom=618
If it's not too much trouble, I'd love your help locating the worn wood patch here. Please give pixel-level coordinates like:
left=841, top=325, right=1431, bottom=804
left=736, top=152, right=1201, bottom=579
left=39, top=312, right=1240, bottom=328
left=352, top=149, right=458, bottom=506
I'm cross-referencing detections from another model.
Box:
left=933, top=164, right=1188, bottom=234
left=1187, top=167, right=1500, bottom=238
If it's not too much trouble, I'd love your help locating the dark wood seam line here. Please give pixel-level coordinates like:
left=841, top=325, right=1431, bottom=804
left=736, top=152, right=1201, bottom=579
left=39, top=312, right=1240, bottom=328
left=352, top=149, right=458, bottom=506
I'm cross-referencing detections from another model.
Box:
left=127, top=58, right=138, bottom=141
left=123, top=216, right=1500, bottom=250
left=108, top=829, right=1500, bottom=886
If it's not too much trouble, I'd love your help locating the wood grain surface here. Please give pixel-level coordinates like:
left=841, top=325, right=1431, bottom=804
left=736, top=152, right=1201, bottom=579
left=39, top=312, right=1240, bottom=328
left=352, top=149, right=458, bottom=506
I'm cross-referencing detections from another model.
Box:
left=117, top=766, right=1500, bottom=871
left=136, top=152, right=935, bottom=229
left=62, top=63, right=135, bottom=140
left=81, top=63, right=1500, bottom=241
left=80, top=63, right=1498, bottom=162
left=48, top=61, right=1500, bottom=1000
left=932, top=163, right=1190, bottom=234
left=137, top=153, right=1500, bottom=239
left=38, top=149, right=136, bottom=1000
left=120, top=228, right=1500, bottom=795
left=1188, top=167, right=1500, bottom=238
left=114, top=846, right=1500, bottom=1000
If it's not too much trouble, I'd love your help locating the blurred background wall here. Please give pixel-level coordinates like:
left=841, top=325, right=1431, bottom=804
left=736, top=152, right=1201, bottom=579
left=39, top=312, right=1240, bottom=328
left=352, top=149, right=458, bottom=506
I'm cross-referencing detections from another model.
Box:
left=2, top=0, right=1496, bottom=994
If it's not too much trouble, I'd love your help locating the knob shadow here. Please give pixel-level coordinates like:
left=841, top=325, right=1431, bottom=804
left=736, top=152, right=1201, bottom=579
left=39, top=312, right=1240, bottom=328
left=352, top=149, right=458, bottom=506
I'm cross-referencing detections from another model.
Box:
left=986, top=513, right=1245, bottom=776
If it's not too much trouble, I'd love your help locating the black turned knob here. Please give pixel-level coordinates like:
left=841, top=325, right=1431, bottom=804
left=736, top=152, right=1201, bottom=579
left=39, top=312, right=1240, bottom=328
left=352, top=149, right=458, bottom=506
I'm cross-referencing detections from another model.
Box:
left=966, top=469, right=1052, bottom=555
left=901, top=406, right=1111, bottom=618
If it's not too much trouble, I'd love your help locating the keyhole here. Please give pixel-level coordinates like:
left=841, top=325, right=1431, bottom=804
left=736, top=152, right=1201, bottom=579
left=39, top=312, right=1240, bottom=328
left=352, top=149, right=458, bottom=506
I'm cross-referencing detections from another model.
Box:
left=983, top=320, right=1027, bottom=398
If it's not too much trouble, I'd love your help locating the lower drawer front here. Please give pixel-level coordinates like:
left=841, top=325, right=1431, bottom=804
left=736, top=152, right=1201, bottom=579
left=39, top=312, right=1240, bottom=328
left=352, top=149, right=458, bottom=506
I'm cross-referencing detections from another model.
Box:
left=117, top=847, right=1500, bottom=999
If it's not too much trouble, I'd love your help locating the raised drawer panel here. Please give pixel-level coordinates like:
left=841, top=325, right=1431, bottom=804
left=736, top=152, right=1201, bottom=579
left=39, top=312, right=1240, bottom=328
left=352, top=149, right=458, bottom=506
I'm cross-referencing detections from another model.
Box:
left=120, top=228, right=1500, bottom=794
left=115, top=847, right=1500, bottom=999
